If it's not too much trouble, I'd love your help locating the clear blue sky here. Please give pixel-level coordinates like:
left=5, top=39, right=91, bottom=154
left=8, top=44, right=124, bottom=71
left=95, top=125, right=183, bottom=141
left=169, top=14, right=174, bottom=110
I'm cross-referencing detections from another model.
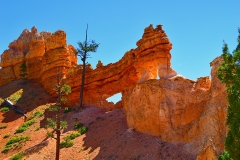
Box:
left=0, top=1, right=239, bottom=103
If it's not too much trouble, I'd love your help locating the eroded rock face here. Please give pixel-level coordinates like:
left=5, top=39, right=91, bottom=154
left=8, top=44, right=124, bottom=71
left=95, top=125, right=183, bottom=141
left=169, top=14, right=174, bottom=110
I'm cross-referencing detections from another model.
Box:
left=196, top=139, right=217, bottom=160
left=0, top=25, right=175, bottom=108
left=0, top=26, right=77, bottom=87
left=122, top=56, right=227, bottom=155
left=65, top=24, right=177, bottom=107
left=0, top=25, right=228, bottom=157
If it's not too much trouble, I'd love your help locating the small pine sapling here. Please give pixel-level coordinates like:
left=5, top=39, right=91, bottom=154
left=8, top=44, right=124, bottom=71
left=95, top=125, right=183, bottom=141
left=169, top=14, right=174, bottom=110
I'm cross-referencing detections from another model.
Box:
left=45, top=68, right=71, bottom=160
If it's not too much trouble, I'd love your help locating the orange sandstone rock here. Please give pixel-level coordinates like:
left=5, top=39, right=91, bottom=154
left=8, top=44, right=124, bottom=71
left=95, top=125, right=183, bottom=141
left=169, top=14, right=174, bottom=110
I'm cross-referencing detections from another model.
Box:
left=0, top=25, right=228, bottom=157
left=44, top=30, right=67, bottom=52
left=197, top=139, right=217, bottom=160
left=195, top=76, right=211, bottom=90
left=0, top=26, right=77, bottom=86
left=0, top=67, right=15, bottom=85
left=65, top=24, right=177, bottom=107
left=96, top=60, right=104, bottom=68
left=122, top=56, right=227, bottom=155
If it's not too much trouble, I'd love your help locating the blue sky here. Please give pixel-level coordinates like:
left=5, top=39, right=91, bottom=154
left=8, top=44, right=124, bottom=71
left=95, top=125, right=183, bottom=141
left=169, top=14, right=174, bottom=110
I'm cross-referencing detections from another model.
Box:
left=0, top=1, right=239, bottom=103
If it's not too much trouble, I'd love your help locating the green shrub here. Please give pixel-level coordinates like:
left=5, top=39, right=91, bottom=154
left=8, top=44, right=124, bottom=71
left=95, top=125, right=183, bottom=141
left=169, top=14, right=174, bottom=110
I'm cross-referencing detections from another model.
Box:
left=74, top=122, right=83, bottom=130
left=63, top=132, right=80, bottom=142
left=10, top=152, right=23, bottom=160
left=35, top=126, right=40, bottom=131
left=33, top=110, right=44, bottom=118
left=218, top=151, right=233, bottom=160
left=0, top=125, right=7, bottom=129
left=9, top=90, right=23, bottom=103
left=47, top=131, right=54, bottom=138
left=27, top=115, right=34, bottom=121
left=60, top=132, right=80, bottom=149
left=15, top=119, right=35, bottom=133
left=78, top=126, right=88, bottom=135
left=1, top=136, right=29, bottom=153
left=3, top=134, right=10, bottom=138
left=64, top=107, right=74, bottom=113
left=60, top=140, right=74, bottom=148
left=6, top=136, right=30, bottom=145
left=1, top=107, right=9, bottom=112
left=69, top=132, right=80, bottom=139
left=28, top=110, right=44, bottom=120
left=1, top=145, right=11, bottom=153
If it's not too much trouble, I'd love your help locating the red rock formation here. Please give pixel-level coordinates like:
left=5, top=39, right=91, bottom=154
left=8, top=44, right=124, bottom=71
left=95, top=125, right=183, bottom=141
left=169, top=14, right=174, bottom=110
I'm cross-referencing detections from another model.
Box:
left=197, top=139, right=217, bottom=160
left=122, top=56, right=227, bottom=155
left=0, top=26, right=77, bottom=88
left=0, top=25, right=228, bottom=156
left=0, top=25, right=175, bottom=107
left=65, top=24, right=177, bottom=107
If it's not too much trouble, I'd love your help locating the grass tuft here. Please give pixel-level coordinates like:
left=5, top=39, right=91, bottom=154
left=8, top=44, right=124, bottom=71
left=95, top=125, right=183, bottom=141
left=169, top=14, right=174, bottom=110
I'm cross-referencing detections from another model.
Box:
left=74, top=122, right=83, bottom=130
left=64, top=107, right=74, bottom=113
left=78, top=126, right=88, bottom=135
left=15, top=119, right=35, bottom=133
left=28, top=110, right=44, bottom=120
left=60, top=140, right=74, bottom=148
left=1, top=136, right=29, bottom=153
left=10, top=152, right=23, bottom=160
left=0, top=125, right=7, bottom=129
left=9, top=89, right=23, bottom=103
left=1, top=106, right=9, bottom=112
left=3, top=134, right=10, bottom=138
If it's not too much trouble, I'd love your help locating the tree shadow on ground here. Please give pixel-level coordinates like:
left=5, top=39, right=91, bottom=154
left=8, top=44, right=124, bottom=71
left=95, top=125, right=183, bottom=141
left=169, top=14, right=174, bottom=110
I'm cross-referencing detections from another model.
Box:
left=23, top=139, right=49, bottom=156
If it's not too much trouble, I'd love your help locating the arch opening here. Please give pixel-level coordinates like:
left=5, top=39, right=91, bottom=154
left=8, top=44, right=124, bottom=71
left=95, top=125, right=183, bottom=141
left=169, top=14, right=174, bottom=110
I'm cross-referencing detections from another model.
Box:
left=106, top=92, right=122, bottom=104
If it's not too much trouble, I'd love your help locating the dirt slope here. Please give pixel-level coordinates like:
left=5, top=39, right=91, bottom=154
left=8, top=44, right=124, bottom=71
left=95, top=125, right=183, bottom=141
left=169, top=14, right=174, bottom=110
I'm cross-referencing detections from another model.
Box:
left=0, top=80, right=197, bottom=160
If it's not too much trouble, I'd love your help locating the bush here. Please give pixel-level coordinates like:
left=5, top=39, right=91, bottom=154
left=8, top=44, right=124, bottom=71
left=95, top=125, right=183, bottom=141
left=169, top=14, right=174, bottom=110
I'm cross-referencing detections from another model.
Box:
left=28, top=110, right=44, bottom=120
left=69, top=132, right=80, bottom=139
left=74, top=122, right=83, bottom=130
left=3, top=134, right=10, bottom=138
left=10, top=152, right=23, bottom=160
left=60, top=140, right=74, bottom=148
left=78, top=126, right=88, bottom=135
left=60, top=132, right=80, bottom=149
left=64, top=107, right=74, bottom=113
left=63, top=132, right=80, bottom=141
left=218, top=151, right=233, bottom=160
left=33, top=110, right=44, bottom=118
left=0, top=125, right=7, bottom=129
left=35, top=126, right=40, bottom=131
left=1, top=136, right=29, bottom=153
left=47, top=131, right=54, bottom=138
left=9, top=89, right=23, bottom=103
left=15, top=119, right=35, bottom=133
left=6, top=136, right=30, bottom=145
left=1, top=145, right=11, bottom=153
left=1, top=107, right=9, bottom=112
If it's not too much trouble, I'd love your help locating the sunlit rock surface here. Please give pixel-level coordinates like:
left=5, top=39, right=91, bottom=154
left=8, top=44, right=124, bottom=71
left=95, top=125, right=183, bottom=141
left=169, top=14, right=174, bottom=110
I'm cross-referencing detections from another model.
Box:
left=0, top=25, right=227, bottom=156
left=122, top=56, right=227, bottom=155
left=0, top=26, right=77, bottom=87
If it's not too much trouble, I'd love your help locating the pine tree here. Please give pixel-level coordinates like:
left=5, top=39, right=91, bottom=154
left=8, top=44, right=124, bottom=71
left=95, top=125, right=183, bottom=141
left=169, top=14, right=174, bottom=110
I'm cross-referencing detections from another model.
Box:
left=19, top=62, right=28, bottom=79
left=76, top=24, right=99, bottom=110
left=46, top=68, right=71, bottom=160
left=217, top=28, right=240, bottom=159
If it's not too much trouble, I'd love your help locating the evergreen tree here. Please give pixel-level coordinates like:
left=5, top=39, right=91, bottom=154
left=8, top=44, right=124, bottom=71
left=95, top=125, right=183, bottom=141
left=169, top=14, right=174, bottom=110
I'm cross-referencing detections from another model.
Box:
left=19, top=62, right=28, bottom=79
left=76, top=24, right=99, bottom=110
left=46, top=68, right=71, bottom=160
left=217, top=28, right=240, bottom=159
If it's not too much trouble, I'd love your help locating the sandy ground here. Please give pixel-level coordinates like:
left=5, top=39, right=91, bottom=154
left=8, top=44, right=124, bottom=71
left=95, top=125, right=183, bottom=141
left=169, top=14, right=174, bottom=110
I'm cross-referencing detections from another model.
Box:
left=0, top=80, right=197, bottom=160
